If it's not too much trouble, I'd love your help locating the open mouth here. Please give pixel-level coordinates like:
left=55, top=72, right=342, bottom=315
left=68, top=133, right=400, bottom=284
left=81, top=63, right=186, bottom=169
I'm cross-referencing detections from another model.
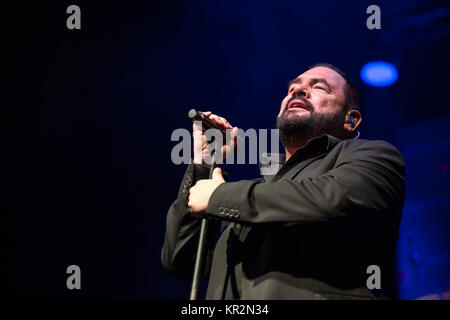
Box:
left=288, top=100, right=310, bottom=111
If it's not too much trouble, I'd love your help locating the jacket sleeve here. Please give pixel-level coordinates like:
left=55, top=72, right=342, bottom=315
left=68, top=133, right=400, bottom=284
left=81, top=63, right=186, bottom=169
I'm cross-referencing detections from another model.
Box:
left=161, top=163, right=222, bottom=281
left=205, top=140, right=405, bottom=224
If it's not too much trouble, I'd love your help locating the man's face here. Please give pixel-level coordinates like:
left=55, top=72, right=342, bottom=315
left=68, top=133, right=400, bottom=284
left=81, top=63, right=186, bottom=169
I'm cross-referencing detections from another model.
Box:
left=276, top=67, right=348, bottom=146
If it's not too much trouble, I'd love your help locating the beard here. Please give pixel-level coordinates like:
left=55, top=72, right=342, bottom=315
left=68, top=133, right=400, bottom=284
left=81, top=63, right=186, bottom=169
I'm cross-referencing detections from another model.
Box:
left=276, top=106, right=346, bottom=148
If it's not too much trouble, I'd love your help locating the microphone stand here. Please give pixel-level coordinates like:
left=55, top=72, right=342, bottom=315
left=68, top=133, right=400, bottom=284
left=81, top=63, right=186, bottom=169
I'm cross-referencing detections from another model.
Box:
left=189, top=148, right=217, bottom=300
left=187, top=109, right=237, bottom=300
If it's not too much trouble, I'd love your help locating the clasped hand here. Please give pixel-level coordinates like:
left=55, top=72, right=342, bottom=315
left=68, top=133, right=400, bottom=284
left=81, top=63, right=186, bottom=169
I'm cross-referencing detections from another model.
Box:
left=188, top=167, right=225, bottom=217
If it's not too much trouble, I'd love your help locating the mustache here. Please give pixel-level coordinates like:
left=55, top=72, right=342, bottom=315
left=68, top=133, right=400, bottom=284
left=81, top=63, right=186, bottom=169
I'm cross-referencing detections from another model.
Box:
left=284, top=97, right=314, bottom=114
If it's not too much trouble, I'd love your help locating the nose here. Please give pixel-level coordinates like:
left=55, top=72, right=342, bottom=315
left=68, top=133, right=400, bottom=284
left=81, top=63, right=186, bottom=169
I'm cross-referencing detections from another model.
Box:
left=290, top=84, right=308, bottom=99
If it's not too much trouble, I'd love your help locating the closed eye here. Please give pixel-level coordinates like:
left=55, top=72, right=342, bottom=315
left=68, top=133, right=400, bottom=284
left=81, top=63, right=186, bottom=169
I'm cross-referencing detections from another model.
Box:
left=314, top=85, right=328, bottom=92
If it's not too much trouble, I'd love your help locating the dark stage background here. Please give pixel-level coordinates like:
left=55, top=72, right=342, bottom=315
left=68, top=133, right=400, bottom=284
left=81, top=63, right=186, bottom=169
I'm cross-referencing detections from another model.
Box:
left=12, top=1, right=450, bottom=299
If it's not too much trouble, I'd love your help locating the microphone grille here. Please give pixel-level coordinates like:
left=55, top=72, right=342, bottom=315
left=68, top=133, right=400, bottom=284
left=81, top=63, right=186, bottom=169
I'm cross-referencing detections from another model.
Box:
left=188, top=109, right=203, bottom=121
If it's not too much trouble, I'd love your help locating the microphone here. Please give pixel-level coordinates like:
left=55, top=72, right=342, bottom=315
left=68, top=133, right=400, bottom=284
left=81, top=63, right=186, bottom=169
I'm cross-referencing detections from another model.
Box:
left=188, top=109, right=227, bottom=136
left=188, top=109, right=231, bottom=146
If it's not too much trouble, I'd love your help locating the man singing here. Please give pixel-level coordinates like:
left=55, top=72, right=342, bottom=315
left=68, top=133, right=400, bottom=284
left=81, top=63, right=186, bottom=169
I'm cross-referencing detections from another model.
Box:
left=161, top=64, right=406, bottom=299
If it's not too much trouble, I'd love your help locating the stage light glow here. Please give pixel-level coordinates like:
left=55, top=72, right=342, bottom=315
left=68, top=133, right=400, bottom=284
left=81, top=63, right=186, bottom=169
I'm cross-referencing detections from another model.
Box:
left=360, top=61, right=398, bottom=87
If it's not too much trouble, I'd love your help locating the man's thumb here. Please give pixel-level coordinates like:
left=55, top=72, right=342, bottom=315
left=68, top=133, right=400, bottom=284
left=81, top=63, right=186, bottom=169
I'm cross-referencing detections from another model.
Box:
left=212, top=167, right=223, bottom=180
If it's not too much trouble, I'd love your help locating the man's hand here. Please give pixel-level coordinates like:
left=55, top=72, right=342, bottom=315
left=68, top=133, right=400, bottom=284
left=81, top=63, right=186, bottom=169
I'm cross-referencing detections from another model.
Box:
left=188, top=167, right=225, bottom=217
left=193, top=111, right=239, bottom=166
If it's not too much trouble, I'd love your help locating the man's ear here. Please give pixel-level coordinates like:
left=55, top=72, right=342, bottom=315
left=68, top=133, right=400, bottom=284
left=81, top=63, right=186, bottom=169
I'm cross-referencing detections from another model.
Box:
left=344, top=109, right=362, bottom=134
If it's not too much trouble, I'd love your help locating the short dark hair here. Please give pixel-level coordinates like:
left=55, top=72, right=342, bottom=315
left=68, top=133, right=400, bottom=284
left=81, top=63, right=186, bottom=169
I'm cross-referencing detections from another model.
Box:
left=309, top=63, right=363, bottom=114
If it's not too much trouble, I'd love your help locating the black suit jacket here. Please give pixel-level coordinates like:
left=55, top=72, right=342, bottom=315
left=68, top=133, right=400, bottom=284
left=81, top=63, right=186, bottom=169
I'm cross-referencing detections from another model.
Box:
left=162, top=134, right=406, bottom=299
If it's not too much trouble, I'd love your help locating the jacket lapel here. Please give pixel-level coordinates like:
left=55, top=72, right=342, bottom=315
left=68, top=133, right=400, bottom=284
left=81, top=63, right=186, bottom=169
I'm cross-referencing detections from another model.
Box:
left=278, top=153, right=328, bottom=181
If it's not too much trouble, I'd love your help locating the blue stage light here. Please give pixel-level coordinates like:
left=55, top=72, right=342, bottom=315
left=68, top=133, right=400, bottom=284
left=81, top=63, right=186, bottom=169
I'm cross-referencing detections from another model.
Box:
left=360, top=61, right=398, bottom=87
